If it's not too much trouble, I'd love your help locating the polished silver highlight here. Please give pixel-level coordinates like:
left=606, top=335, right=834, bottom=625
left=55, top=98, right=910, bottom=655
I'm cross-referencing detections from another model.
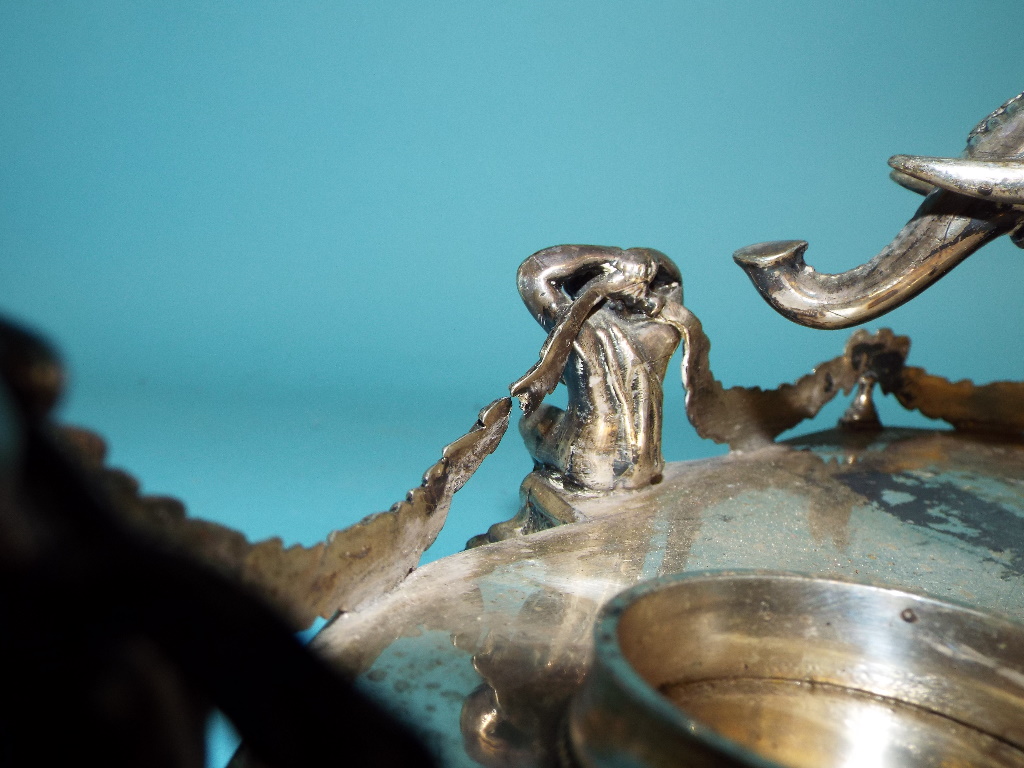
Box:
left=475, top=241, right=1024, bottom=548
left=316, top=428, right=1024, bottom=767
left=889, top=155, right=1024, bottom=207
left=238, top=232, right=1023, bottom=765
left=511, top=245, right=683, bottom=491
left=231, top=94, right=1024, bottom=766
left=572, top=572, right=1024, bottom=768
left=735, top=91, right=1024, bottom=329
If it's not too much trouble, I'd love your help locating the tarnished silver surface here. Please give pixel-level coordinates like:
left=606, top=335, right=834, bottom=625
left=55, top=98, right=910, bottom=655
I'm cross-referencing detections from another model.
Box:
left=888, top=155, right=1024, bottom=207
left=511, top=245, right=683, bottom=492
left=216, top=92, right=1024, bottom=759
left=572, top=572, right=1024, bottom=768
left=665, top=312, right=904, bottom=450
left=314, top=427, right=1024, bottom=767
left=671, top=317, right=1024, bottom=442
left=67, top=396, right=512, bottom=629
left=477, top=244, right=1022, bottom=551
left=734, top=91, right=1024, bottom=329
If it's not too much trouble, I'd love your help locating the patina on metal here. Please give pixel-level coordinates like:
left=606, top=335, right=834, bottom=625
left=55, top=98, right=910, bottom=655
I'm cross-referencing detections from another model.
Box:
left=572, top=572, right=1024, bottom=768
left=64, top=396, right=512, bottom=630
left=511, top=245, right=683, bottom=491
left=734, top=91, right=1024, bottom=329
left=56, top=230, right=1014, bottom=766
left=515, top=244, right=1024, bottom=458
left=311, top=206, right=1024, bottom=766
left=477, top=243, right=1023, bottom=547
left=888, top=155, right=1024, bottom=208
left=13, top=92, right=1023, bottom=767
left=671, top=311, right=1024, bottom=442
left=665, top=307, right=903, bottom=450
left=472, top=246, right=683, bottom=546
left=317, top=426, right=1024, bottom=767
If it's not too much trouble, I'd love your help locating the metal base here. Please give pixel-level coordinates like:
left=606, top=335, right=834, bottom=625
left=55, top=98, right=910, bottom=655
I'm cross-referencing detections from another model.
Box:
left=315, top=427, right=1024, bottom=767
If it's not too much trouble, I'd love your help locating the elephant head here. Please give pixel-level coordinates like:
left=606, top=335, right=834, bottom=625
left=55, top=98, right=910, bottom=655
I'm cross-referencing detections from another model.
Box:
left=734, top=92, right=1024, bottom=329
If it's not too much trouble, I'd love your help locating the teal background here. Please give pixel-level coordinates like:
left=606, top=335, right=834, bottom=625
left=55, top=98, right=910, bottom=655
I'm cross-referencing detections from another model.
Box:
left=1, top=2, right=1022, bottom=765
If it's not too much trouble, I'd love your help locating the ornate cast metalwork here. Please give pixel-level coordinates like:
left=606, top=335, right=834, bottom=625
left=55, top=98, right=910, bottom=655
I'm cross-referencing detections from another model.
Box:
left=64, top=396, right=511, bottom=630
left=889, top=154, right=1024, bottom=208
left=670, top=313, right=1024, bottom=444
left=511, top=245, right=683, bottom=492
left=734, top=91, right=1024, bottom=329
left=320, top=428, right=1024, bottom=767
left=249, top=94, right=1024, bottom=768
left=475, top=239, right=1023, bottom=547
left=10, top=90, right=1024, bottom=768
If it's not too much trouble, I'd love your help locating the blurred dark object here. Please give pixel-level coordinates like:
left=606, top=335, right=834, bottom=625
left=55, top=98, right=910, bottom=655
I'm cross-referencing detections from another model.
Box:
left=0, top=316, right=434, bottom=767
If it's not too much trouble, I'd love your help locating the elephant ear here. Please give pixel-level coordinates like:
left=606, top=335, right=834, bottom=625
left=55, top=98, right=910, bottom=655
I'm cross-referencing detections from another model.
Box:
left=965, top=91, right=1024, bottom=160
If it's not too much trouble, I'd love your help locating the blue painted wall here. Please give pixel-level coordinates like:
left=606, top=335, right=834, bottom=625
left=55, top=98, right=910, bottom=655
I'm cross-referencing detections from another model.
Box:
left=1, top=3, right=1021, bottom=759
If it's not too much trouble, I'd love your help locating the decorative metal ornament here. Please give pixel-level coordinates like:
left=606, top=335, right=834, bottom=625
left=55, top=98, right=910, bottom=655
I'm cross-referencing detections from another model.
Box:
left=735, top=91, right=1024, bottom=329
left=304, top=92, right=1024, bottom=767
left=4, top=93, right=1024, bottom=768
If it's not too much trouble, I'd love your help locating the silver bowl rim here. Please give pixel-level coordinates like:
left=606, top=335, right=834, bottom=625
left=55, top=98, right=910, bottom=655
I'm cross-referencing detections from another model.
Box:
left=591, top=569, right=1024, bottom=768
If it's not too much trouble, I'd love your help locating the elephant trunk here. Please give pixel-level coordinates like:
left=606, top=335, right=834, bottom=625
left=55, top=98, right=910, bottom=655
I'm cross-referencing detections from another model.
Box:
left=734, top=189, right=1021, bottom=330
left=735, top=91, right=1024, bottom=330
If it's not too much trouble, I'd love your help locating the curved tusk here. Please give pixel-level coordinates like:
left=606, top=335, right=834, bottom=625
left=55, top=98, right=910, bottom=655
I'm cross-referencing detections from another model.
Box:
left=889, top=155, right=1024, bottom=206
left=733, top=190, right=1021, bottom=330
left=889, top=168, right=935, bottom=197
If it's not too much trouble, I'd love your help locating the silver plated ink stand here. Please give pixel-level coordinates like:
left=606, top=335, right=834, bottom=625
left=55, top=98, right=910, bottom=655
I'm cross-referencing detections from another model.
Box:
left=47, top=93, right=1024, bottom=766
